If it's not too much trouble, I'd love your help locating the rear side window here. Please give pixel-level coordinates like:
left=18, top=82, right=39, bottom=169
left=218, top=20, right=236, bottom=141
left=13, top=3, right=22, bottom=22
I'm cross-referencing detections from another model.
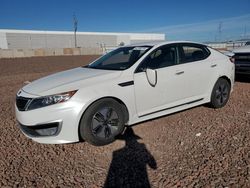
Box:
left=178, top=44, right=210, bottom=64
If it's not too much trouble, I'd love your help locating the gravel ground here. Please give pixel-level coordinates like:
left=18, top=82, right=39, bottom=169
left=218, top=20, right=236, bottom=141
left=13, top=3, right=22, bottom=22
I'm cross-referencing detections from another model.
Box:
left=0, top=56, right=249, bottom=187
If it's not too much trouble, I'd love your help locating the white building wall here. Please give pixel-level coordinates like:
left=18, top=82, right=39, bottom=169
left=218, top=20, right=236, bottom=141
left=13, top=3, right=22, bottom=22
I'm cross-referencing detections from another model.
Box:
left=129, top=33, right=165, bottom=41
left=116, top=35, right=131, bottom=46
left=0, top=32, right=8, bottom=49
left=0, top=29, right=165, bottom=49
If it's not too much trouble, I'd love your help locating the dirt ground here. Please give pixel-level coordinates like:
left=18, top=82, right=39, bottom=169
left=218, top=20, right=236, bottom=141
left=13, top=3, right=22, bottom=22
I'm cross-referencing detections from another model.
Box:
left=0, top=56, right=249, bottom=187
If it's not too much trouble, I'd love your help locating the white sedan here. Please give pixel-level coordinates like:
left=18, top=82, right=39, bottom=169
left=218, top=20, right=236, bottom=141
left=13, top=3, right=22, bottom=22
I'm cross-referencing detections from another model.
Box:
left=15, top=41, right=235, bottom=145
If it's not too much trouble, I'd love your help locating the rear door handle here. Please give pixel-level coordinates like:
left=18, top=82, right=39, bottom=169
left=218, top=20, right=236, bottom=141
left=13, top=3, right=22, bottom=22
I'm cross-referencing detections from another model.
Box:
left=176, top=71, right=184, bottom=75
left=211, top=64, right=217, bottom=68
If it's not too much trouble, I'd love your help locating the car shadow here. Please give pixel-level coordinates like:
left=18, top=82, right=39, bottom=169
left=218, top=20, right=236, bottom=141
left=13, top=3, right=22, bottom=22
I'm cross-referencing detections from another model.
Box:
left=104, top=127, right=157, bottom=188
left=235, top=75, right=250, bottom=83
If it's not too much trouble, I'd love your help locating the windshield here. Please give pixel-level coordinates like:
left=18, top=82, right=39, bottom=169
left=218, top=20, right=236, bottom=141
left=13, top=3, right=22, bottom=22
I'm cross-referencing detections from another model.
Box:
left=87, top=46, right=152, bottom=70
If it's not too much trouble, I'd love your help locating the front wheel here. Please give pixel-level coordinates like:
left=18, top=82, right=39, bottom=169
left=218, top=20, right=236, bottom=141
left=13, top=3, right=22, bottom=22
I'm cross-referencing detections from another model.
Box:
left=79, top=99, right=126, bottom=146
left=210, top=78, right=231, bottom=108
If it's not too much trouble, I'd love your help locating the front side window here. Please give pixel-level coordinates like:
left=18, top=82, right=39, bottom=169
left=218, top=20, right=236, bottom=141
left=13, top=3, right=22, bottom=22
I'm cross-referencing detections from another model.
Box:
left=87, top=46, right=151, bottom=70
left=178, top=44, right=210, bottom=64
left=136, top=45, right=177, bottom=72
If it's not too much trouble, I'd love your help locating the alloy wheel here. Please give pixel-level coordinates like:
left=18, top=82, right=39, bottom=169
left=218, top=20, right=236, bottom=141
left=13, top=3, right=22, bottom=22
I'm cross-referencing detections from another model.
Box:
left=215, top=83, right=229, bottom=106
left=91, top=107, right=119, bottom=139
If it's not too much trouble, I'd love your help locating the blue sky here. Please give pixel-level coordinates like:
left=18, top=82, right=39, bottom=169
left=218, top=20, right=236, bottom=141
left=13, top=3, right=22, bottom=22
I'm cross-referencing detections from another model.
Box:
left=0, top=0, right=250, bottom=42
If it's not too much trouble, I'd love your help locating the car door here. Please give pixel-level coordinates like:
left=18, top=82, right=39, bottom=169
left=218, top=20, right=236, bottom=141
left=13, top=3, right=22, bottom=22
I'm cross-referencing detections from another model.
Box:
left=176, top=43, right=214, bottom=100
left=133, top=44, right=189, bottom=117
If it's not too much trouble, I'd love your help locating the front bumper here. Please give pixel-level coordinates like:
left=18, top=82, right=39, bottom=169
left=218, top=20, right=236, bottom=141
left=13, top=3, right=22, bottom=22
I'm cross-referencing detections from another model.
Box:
left=15, top=92, right=86, bottom=144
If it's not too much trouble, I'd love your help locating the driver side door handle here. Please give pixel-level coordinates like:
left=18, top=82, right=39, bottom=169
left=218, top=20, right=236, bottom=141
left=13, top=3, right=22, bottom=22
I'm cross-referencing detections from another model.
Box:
left=176, top=71, right=184, bottom=75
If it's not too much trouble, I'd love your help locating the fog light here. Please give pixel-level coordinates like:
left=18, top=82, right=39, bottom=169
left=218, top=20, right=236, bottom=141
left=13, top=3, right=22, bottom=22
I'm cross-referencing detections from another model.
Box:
left=35, top=126, right=58, bottom=136
left=19, top=122, right=61, bottom=137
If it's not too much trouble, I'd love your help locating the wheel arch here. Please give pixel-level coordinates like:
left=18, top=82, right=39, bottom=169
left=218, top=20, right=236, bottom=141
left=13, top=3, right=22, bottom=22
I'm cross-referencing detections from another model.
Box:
left=208, top=75, right=232, bottom=103
left=218, top=75, right=232, bottom=88
left=78, top=96, right=129, bottom=141
left=209, top=75, right=232, bottom=108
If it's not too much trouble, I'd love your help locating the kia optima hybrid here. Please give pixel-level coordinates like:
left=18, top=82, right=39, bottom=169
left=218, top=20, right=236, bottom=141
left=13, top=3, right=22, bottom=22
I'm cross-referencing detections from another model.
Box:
left=15, top=41, right=235, bottom=146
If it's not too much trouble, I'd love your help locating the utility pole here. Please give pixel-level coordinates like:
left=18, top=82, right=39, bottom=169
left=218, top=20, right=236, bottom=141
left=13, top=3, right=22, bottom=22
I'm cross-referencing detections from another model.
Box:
left=218, top=22, right=223, bottom=42
left=73, top=14, right=78, bottom=48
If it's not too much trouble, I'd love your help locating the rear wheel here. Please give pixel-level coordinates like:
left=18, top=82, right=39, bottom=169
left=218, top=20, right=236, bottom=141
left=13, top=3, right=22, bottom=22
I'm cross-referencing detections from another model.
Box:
left=210, top=78, right=231, bottom=108
left=79, top=99, right=126, bottom=146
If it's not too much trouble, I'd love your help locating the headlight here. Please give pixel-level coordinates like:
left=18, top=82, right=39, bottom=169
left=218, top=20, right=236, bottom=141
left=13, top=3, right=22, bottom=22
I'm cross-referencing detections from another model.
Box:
left=27, top=90, right=77, bottom=111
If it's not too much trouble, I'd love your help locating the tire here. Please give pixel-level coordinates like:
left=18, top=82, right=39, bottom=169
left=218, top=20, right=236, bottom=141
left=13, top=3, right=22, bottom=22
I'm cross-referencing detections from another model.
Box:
left=210, top=78, right=231, bottom=108
left=79, top=98, right=126, bottom=146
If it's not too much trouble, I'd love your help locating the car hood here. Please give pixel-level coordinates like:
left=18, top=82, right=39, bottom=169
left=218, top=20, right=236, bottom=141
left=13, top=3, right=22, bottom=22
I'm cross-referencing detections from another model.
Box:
left=22, top=67, right=121, bottom=96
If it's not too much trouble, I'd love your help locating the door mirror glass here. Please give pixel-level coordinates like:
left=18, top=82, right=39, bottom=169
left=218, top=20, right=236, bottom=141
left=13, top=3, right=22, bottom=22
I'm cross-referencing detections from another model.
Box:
left=146, top=68, right=157, bottom=87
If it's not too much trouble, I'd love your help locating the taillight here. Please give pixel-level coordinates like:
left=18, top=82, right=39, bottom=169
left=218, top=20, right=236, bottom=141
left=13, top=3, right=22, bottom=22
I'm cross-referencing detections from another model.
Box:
left=229, top=57, right=235, bottom=63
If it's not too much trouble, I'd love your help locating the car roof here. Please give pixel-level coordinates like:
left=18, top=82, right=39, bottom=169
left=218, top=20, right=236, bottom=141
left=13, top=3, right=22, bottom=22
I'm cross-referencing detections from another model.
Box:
left=127, top=41, right=207, bottom=48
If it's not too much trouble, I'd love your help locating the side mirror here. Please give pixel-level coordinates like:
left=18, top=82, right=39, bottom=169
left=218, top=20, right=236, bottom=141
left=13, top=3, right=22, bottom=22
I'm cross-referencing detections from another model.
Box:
left=146, top=68, right=157, bottom=87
